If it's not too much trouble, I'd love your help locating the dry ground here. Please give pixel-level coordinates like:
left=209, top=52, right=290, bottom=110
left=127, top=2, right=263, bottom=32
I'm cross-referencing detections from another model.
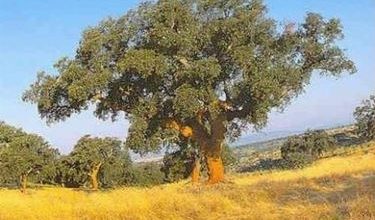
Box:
left=0, top=142, right=374, bottom=220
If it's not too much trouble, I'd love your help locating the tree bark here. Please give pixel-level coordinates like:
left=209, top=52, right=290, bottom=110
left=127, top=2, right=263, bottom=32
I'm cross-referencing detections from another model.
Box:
left=20, top=174, right=27, bottom=193
left=169, top=115, right=226, bottom=184
left=205, top=115, right=226, bottom=184
left=192, top=114, right=226, bottom=184
left=206, top=143, right=224, bottom=184
left=89, top=162, right=102, bottom=191
left=191, top=157, right=200, bottom=184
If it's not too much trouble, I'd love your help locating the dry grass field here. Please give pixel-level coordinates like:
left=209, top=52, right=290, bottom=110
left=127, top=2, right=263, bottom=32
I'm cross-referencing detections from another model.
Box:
left=0, top=143, right=374, bottom=220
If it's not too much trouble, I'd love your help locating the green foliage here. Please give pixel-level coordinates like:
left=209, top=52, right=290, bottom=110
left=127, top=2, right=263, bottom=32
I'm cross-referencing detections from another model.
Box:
left=131, top=162, right=165, bottom=187
left=0, top=122, right=59, bottom=186
left=281, top=130, right=336, bottom=168
left=34, top=158, right=60, bottom=185
left=55, top=156, right=82, bottom=188
left=57, top=136, right=133, bottom=188
left=24, top=0, right=355, bottom=157
left=354, top=95, right=375, bottom=141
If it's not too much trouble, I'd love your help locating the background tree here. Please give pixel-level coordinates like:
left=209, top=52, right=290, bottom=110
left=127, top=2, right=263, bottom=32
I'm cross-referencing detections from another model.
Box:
left=64, top=136, right=132, bottom=190
left=34, top=156, right=60, bottom=185
left=0, top=122, right=59, bottom=192
left=54, top=155, right=83, bottom=188
left=281, top=130, right=336, bottom=168
left=23, top=0, right=355, bottom=184
left=354, top=95, right=375, bottom=141
left=131, top=162, right=165, bottom=187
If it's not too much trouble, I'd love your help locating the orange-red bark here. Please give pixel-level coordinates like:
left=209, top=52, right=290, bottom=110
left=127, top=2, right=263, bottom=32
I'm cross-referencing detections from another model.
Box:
left=206, top=155, right=224, bottom=184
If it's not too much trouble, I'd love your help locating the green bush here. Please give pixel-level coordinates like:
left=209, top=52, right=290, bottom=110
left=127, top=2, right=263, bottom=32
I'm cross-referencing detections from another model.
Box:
left=281, top=130, right=336, bottom=168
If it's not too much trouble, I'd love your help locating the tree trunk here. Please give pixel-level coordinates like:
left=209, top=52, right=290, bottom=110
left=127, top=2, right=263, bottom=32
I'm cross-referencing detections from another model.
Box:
left=20, top=174, right=27, bottom=193
left=191, top=157, right=200, bottom=184
left=89, top=162, right=102, bottom=191
left=189, top=114, right=227, bottom=184
left=206, top=155, right=224, bottom=184
left=206, top=143, right=224, bottom=184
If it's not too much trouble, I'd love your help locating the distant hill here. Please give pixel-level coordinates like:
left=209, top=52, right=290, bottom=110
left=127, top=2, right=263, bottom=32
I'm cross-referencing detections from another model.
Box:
left=232, top=129, right=301, bottom=147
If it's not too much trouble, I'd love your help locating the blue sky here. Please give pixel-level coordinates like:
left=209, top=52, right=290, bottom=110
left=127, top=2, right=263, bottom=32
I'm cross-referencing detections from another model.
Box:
left=0, top=0, right=374, bottom=154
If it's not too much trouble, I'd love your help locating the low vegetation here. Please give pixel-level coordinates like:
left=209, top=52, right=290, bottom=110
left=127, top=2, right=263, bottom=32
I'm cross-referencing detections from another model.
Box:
left=0, top=142, right=373, bottom=220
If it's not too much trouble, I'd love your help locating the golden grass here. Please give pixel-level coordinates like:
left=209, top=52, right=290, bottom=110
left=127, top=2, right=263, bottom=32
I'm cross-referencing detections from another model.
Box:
left=0, top=143, right=374, bottom=220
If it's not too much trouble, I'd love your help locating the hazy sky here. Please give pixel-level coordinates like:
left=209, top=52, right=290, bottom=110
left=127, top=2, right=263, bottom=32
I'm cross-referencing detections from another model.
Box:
left=0, top=0, right=374, bottom=154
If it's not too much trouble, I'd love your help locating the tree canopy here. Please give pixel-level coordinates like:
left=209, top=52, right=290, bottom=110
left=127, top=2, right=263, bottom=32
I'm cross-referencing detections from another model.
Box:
left=61, top=135, right=132, bottom=190
left=23, top=0, right=355, bottom=183
left=281, top=129, right=336, bottom=168
left=0, top=122, right=59, bottom=192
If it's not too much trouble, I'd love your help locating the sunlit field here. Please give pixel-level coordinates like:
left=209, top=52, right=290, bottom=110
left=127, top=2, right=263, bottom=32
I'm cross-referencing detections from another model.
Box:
left=0, top=143, right=374, bottom=220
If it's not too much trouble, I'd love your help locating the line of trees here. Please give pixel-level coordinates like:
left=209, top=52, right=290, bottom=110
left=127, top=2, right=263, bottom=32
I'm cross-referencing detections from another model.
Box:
left=0, top=121, right=236, bottom=192
left=2, top=91, right=374, bottom=192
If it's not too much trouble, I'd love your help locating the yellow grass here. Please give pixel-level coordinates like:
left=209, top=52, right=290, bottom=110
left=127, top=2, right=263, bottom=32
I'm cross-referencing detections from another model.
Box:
left=0, top=143, right=374, bottom=220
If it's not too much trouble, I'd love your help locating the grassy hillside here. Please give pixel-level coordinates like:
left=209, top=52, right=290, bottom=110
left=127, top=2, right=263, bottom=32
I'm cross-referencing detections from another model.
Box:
left=233, top=124, right=359, bottom=172
left=0, top=142, right=374, bottom=220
